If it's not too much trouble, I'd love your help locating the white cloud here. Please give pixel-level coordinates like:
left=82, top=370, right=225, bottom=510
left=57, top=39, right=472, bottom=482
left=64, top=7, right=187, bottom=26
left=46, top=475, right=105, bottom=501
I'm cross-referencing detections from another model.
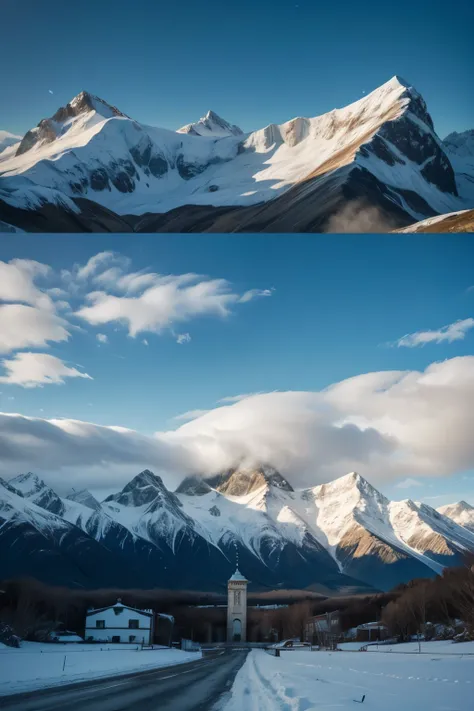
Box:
left=239, top=288, right=274, bottom=303
left=96, top=333, right=108, bottom=344
left=0, top=259, right=53, bottom=311
left=76, top=252, right=126, bottom=282
left=0, top=304, right=69, bottom=353
left=142, top=339, right=149, bottom=346
left=95, top=268, right=159, bottom=294
left=2, top=357, right=474, bottom=491
left=395, top=318, right=474, bottom=347
left=0, top=353, right=92, bottom=388
left=76, top=275, right=248, bottom=337
left=176, top=333, right=191, bottom=344
left=395, top=478, right=423, bottom=489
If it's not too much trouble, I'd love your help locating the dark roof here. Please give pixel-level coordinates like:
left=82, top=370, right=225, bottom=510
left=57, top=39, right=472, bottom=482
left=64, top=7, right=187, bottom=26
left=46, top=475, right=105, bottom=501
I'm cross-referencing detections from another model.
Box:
left=86, top=604, right=153, bottom=617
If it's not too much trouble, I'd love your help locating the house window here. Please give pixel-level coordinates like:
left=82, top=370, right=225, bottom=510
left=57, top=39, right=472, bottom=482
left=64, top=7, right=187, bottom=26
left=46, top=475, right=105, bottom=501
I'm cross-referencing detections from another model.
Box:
left=112, top=636, right=120, bottom=643
left=129, top=635, right=136, bottom=643
left=129, top=619, right=139, bottom=629
left=234, top=590, right=241, bottom=606
left=96, top=620, right=105, bottom=629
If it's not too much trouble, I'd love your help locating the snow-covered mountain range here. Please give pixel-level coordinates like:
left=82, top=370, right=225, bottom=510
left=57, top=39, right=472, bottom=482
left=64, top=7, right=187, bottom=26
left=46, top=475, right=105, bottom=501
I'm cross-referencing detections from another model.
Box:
left=1, top=467, right=473, bottom=593
left=1, top=77, right=472, bottom=233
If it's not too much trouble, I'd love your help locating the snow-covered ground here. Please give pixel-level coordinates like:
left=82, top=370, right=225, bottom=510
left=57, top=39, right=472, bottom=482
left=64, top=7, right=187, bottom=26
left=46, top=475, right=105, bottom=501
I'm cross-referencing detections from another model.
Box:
left=0, top=641, right=202, bottom=696
left=220, top=648, right=473, bottom=711
left=339, top=640, right=474, bottom=654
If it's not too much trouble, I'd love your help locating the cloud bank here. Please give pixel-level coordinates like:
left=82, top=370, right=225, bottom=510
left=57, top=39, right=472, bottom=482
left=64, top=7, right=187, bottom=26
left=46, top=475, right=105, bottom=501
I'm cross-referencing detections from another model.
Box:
left=1, top=356, right=474, bottom=493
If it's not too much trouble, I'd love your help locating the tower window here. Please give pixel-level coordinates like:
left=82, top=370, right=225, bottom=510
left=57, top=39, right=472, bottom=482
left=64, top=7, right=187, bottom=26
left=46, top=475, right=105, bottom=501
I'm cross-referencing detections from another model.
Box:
left=234, top=590, right=241, bottom=605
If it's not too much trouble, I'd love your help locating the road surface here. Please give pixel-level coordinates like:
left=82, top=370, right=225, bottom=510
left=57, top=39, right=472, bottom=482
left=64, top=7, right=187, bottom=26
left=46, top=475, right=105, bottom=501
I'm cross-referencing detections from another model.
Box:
left=1, top=650, right=247, bottom=711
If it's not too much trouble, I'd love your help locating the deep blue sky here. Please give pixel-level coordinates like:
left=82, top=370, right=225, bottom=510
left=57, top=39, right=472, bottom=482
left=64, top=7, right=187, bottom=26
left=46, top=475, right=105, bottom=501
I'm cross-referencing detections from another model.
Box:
left=1, top=233, right=473, bottom=430
left=1, top=0, right=472, bottom=138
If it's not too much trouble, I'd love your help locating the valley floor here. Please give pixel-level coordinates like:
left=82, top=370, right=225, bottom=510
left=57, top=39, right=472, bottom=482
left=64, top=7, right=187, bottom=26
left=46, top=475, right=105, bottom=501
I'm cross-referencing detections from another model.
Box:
left=0, top=642, right=201, bottom=696
left=219, top=647, right=473, bottom=711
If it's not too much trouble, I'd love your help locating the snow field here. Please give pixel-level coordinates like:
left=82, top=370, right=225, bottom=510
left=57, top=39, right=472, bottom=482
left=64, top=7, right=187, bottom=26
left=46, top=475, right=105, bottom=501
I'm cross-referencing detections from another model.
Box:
left=220, top=648, right=473, bottom=711
left=0, top=641, right=202, bottom=696
left=339, top=640, right=474, bottom=654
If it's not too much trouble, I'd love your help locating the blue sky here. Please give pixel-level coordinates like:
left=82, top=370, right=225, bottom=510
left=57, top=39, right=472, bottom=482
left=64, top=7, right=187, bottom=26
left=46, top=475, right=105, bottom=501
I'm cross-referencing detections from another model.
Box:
left=0, top=234, right=474, bottom=505
left=1, top=0, right=472, bottom=138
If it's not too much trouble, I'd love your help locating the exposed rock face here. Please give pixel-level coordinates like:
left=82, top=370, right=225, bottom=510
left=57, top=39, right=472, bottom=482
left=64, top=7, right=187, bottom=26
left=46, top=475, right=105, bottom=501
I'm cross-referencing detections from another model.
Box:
left=208, top=465, right=294, bottom=496
left=175, top=475, right=212, bottom=496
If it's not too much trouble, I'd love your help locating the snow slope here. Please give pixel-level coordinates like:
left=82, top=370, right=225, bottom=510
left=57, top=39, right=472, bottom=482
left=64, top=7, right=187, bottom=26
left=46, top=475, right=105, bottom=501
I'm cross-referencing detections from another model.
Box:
left=221, top=649, right=473, bottom=711
left=444, top=130, right=474, bottom=158
left=0, top=642, right=201, bottom=696
left=0, top=130, right=21, bottom=155
left=1, top=77, right=472, bottom=231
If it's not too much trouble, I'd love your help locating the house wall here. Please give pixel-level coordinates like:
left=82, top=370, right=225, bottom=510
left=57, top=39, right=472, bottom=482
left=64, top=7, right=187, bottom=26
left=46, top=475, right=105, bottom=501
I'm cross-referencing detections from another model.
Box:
left=85, top=607, right=152, bottom=644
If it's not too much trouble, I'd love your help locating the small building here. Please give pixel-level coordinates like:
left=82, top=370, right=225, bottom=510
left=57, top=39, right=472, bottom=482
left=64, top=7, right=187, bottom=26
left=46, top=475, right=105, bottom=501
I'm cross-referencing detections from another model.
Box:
left=85, top=599, right=155, bottom=644
left=353, top=621, right=388, bottom=642
left=304, top=611, right=341, bottom=648
left=226, top=568, right=248, bottom=642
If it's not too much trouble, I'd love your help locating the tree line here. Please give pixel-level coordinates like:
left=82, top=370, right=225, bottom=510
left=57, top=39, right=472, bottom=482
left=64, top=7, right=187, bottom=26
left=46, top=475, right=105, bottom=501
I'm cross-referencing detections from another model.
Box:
left=1, top=559, right=473, bottom=645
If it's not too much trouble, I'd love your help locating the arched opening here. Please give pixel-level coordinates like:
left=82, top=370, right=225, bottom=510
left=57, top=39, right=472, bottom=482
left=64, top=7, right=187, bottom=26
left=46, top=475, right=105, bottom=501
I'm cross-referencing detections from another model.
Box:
left=232, top=618, right=242, bottom=642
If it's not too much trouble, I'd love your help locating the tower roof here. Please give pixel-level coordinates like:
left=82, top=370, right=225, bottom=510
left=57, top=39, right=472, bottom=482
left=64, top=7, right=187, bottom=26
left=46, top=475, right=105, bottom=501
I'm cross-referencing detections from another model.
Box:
left=229, top=568, right=248, bottom=582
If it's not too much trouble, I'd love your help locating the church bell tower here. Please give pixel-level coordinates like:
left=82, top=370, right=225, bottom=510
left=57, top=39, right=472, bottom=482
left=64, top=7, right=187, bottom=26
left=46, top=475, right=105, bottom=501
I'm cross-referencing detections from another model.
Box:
left=226, top=565, right=248, bottom=642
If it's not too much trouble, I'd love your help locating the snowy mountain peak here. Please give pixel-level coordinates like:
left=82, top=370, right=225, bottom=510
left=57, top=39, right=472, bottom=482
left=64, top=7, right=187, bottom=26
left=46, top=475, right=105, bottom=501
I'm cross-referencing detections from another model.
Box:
left=438, top=500, right=474, bottom=516
left=15, top=91, right=128, bottom=157
left=8, top=471, right=66, bottom=516
left=105, top=469, right=176, bottom=508
left=66, top=91, right=127, bottom=120
left=311, top=471, right=389, bottom=509
left=175, top=475, right=212, bottom=496
left=66, top=488, right=101, bottom=510
left=8, top=472, right=46, bottom=498
left=177, top=110, right=243, bottom=138
left=208, top=464, right=294, bottom=497
left=437, top=500, right=474, bottom=534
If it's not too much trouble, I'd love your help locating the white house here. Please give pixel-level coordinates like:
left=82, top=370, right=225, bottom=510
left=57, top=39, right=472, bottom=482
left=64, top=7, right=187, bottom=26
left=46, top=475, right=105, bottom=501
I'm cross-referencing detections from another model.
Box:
left=85, top=599, right=155, bottom=644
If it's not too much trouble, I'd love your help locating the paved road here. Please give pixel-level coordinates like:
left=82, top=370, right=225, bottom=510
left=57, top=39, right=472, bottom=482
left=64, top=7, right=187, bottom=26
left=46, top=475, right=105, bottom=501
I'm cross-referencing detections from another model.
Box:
left=1, top=650, right=247, bottom=711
